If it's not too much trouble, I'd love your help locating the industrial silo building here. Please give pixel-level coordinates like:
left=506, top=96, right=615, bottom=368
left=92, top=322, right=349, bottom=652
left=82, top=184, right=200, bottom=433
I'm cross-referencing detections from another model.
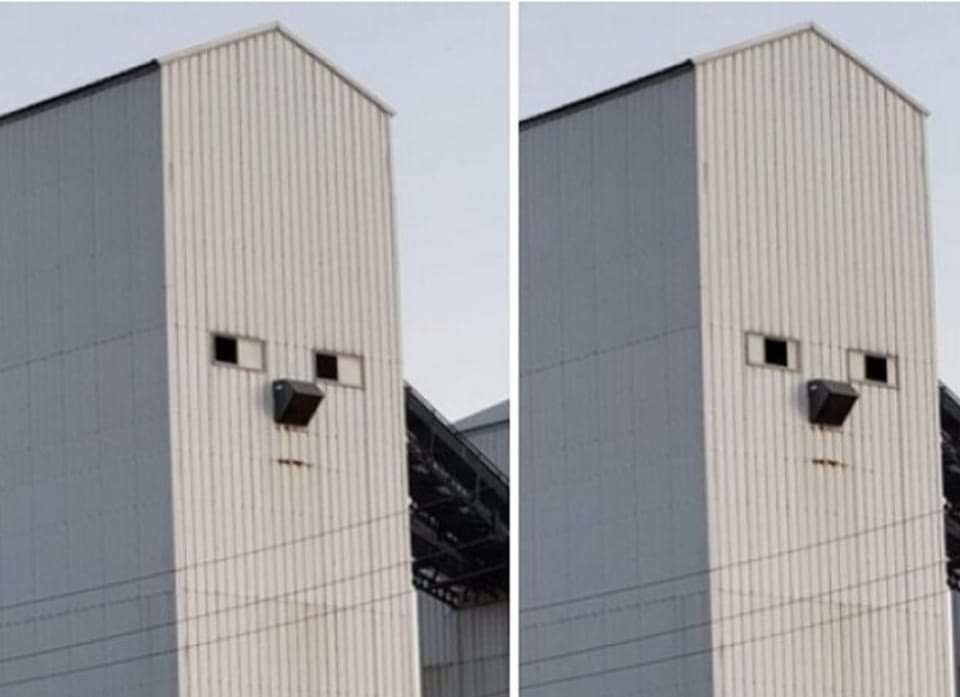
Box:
left=0, top=23, right=418, bottom=697
left=520, top=23, right=952, bottom=697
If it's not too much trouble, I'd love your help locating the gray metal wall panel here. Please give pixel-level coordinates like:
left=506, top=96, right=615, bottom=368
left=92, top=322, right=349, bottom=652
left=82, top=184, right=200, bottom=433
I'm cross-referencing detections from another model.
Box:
left=695, top=29, right=951, bottom=697
left=519, top=71, right=712, bottom=696
left=418, top=595, right=509, bottom=697
left=160, top=28, right=417, bottom=697
left=0, top=71, right=177, bottom=696
left=462, top=421, right=509, bottom=477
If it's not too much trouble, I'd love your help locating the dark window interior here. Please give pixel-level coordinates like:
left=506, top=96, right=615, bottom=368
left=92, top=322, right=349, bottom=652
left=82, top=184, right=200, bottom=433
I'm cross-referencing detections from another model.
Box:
left=316, top=352, right=339, bottom=381
left=764, top=338, right=789, bottom=367
left=864, top=354, right=888, bottom=383
left=214, top=335, right=238, bottom=364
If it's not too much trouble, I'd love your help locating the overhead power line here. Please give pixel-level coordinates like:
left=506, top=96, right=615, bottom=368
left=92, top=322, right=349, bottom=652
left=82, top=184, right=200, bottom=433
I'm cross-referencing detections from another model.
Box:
left=522, top=557, right=946, bottom=666
left=0, top=583, right=507, bottom=691
left=0, top=507, right=411, bottom=616
left=520, top=588, right=947, bottom=692
left=520, top=506, right=944, bottom=614
left=0, top=535, right=507, bottom=669
left=0, top=520, right=502, bottom=635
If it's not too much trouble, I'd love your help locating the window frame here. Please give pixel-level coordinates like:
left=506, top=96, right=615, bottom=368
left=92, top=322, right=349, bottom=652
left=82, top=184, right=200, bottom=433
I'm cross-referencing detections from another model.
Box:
left=313, top=349, right=365, bottom=389
left=848, top=349, right=898, bottom=389
left=211, top=332, right=266, bottom=372
left=864, top=354, right=888, bottom=384
left=315, top=351, right=340, bottom=382
left=763, top=337, right=790, bottom=368
left=745, top=332, right=801, bottom=372
left=213, top=334, right=239, bottom=366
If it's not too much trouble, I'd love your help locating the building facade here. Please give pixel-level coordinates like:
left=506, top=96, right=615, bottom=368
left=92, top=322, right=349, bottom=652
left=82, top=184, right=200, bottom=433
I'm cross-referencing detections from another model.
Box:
left=0, top=24, right=418, bottom=697
left=520, top=23, right=951, bottom=697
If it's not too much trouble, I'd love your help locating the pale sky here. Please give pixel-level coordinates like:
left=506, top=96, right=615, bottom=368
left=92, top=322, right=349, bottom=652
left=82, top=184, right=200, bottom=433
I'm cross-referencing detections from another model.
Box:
left=0, top=2, right=508, bottom=421
left=522, top=2, right=960, bottom=393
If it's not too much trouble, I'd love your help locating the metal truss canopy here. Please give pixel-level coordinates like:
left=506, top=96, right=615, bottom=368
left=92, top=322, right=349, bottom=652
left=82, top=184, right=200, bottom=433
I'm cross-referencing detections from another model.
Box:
left=405, top=384, right=509, bottom=608
left=941, top=383, right=960, bottom=590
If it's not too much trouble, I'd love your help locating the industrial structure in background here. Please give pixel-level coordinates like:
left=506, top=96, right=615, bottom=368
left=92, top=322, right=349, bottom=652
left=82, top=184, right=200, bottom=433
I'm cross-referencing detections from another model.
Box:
left=407, top=387, right=509, bottom=608
left=941, top=383, right=960, bottom=693
left=407, top=390, right=509, bottom=696
left=520, top=23, right=951, bottom=697
left=0, top=22, right=448, bottom=697
left=945, top=385, right=960, bottom=589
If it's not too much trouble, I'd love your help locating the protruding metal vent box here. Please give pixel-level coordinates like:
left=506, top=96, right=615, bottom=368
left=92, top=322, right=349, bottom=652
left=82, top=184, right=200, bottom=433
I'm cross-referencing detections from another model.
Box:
left=273, top=379, right=324, bottom=426
left=807, top=379, right=859, bottom=427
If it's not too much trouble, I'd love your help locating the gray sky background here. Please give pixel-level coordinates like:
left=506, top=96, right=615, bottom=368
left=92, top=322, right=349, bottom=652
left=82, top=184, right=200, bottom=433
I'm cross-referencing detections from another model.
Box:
left=522, top=2, right=960, bottom=393
left=0, top=2, right=507, bottom=421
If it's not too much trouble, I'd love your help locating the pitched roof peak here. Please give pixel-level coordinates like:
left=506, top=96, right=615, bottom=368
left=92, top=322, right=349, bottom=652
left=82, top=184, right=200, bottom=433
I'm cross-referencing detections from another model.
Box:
left=694, top=22, right=927, bottom=116
left=159, top=22, right=393, bottom=115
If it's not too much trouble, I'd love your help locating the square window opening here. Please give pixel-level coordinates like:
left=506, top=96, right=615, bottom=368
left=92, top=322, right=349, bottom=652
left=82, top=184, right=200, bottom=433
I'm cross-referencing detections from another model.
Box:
left=214, top=335, right=238, bottom=365
left=864, top=354, right=888, bottom=384
left=316, top=352, right=339, bottom=381
left=764, top=338, right=789, bottom=367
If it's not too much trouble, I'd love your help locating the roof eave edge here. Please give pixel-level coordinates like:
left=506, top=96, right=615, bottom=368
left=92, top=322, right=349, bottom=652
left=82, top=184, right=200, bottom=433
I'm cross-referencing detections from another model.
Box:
left=520, top=60, right=694, bottom=129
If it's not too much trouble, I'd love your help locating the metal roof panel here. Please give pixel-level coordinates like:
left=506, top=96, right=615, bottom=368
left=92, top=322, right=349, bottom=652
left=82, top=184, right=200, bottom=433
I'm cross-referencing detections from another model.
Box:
left=456, top=400, right=509, bottom=432
left=0, top=61, right=159, bottom=128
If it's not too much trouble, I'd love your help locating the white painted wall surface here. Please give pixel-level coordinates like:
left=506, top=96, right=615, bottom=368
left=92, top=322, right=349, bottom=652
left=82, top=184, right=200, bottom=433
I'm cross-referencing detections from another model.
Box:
left=695, top=26, right=951, bottom=697
left=160, top=27, right=417, bottom=697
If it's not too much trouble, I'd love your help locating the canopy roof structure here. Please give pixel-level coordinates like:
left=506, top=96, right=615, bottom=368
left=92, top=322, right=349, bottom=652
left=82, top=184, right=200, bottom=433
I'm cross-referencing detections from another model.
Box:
left=405, top=384, right=509, bottom=607
left=942, top=383, right=960, bottom=589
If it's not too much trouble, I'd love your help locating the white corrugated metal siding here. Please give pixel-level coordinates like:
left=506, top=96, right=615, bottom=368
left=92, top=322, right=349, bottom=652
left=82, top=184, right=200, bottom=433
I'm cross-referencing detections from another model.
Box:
left=160, top=27, right=417, bottom=697
left=695, top=26, right=951, bottom=697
